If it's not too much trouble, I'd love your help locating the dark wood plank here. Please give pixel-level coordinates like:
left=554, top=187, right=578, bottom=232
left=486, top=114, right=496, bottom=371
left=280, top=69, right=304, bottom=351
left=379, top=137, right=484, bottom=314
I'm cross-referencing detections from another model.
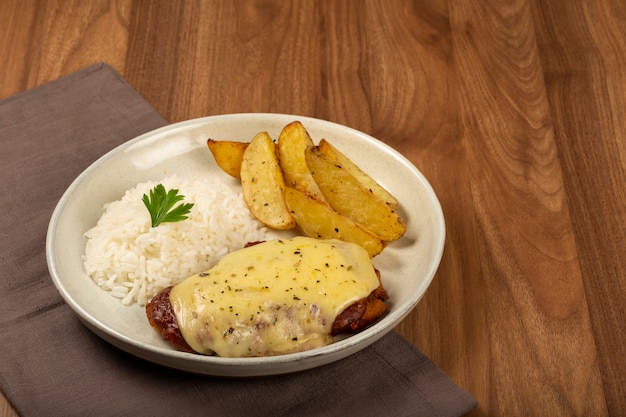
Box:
left=532, top=0, right=626, bottom=413
left=445, top=0, right=607, bottom=414
left=125, top=0, right=323, bottom=122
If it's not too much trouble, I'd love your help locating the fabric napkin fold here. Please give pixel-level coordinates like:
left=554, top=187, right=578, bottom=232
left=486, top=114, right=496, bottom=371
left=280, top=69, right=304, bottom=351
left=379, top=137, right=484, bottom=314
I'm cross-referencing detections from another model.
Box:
left=0, top=63, right=476, bottom=417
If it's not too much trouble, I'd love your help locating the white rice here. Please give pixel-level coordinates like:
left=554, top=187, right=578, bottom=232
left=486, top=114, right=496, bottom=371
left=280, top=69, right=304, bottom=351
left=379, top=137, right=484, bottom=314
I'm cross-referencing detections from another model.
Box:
left=83, top=174, right=273, bottom=306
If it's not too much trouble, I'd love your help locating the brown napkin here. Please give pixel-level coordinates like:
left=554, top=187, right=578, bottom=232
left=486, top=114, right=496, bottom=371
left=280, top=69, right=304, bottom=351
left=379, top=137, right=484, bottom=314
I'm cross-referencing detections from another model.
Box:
left=0, top=63, right=476, bottom=417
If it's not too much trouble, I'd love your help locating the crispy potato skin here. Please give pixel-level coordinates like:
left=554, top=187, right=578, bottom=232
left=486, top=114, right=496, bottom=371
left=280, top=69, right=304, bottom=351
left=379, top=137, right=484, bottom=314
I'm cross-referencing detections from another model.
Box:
left=278, top=121, right=326, bottom=201
left=318, top=139, right=399, bottom=210
left=305, top=147, right=406, bottom=241
left=240, top=132, right=295, bottom=229
left=284, top=186, right=385, bottom=257
left=207, top=139, right=248, bottom=179
left=205, top=121, right=406, bottom=251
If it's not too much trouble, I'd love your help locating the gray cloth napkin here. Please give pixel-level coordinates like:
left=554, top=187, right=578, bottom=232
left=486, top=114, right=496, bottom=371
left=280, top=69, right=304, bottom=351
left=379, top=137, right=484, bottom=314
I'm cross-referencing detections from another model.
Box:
left=0, top=63, right=476, bottom=417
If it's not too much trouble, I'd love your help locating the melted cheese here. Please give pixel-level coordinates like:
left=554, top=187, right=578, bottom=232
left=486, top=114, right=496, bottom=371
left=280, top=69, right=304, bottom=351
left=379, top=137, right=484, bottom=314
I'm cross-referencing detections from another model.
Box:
left=169, top=236, right=379, bottom=357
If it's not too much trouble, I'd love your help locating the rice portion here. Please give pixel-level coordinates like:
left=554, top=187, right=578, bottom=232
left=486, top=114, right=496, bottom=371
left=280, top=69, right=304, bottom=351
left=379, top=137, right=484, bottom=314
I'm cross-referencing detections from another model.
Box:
left=83, top=174, right=274, bottom=306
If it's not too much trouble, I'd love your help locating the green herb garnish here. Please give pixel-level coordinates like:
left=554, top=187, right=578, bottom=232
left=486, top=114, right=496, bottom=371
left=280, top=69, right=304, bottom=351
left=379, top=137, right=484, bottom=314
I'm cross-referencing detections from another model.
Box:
left=142, top=184, right=194, bottom=227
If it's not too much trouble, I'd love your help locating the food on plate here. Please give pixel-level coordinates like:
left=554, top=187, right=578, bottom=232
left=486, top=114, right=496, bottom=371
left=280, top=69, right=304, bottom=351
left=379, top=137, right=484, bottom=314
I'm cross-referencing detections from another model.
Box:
left=207, top=121, right=406, bottom=254
left=277, top=121, right=326, bottom=201
left=305, top=147, right=406, bottom=241
left=206, top=139, right=248, bottom=179
left=83, top=174, right=273, bottom=306
left=284, top=186, right=385, bottom=257
left=86, top=122, right=404, bottom=306
left=146, top=236, right=389, bottom=357
left=240, top=132, right=296, bottom=230
left=318, top=138, right=399, bottom=210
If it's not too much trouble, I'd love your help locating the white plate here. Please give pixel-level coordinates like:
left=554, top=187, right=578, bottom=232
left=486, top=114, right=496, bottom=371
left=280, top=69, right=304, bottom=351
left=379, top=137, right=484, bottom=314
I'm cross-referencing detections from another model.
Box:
left=46, top=113, right=445, bottom=377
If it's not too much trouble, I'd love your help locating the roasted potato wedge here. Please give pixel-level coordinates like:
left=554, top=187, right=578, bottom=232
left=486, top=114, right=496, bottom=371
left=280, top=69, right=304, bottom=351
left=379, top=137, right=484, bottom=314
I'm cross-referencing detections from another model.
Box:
left=318, top=139, right=399, bottom=210
left=207, top=139, right=249, bottom=179
left=240, top=132, right=295, bottom=230
left=284, top=187, right=385, bottom=257
left=305, top=147, right=406, bottom=241
left=277, top=121, right=326, bottom=201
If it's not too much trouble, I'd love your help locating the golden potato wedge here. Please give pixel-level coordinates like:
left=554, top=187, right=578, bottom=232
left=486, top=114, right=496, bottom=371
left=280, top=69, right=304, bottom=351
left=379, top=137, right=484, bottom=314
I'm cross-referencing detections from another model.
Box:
left=305, top=147, right=406, bottom=241
left=285, top=187, right=385, bottom=257
left=240, top=132, right=295, bottom=230
left=277, top=121, right=326, bottom=201
left=207, top=139, right=248, bottom=179
left=318, top=139, right=399, bottom=210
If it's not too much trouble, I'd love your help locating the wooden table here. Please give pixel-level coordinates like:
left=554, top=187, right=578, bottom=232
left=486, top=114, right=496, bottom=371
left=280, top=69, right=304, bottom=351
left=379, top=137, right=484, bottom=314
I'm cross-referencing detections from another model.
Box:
left=2, top=1, right=625, bottom=415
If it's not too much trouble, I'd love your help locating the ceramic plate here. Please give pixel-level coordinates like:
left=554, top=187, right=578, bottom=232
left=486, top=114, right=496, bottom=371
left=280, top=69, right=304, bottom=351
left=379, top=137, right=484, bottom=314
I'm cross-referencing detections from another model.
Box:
left=46, top=113, right=445, bottom=377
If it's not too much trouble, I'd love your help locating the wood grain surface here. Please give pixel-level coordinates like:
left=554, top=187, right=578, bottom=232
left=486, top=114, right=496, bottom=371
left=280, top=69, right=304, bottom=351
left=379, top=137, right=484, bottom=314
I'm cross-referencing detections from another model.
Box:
left=2, top=0, right=626, bottom=415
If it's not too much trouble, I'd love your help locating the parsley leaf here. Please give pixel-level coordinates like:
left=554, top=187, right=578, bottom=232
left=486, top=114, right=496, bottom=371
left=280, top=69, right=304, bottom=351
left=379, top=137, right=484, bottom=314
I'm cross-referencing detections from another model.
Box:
left=142, top=184, right=194, bottom=228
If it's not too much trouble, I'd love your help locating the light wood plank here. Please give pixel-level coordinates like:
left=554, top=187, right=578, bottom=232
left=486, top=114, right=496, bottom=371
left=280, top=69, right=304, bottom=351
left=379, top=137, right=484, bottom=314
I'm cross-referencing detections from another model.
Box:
left=0, top=0, right=131, bottom=100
